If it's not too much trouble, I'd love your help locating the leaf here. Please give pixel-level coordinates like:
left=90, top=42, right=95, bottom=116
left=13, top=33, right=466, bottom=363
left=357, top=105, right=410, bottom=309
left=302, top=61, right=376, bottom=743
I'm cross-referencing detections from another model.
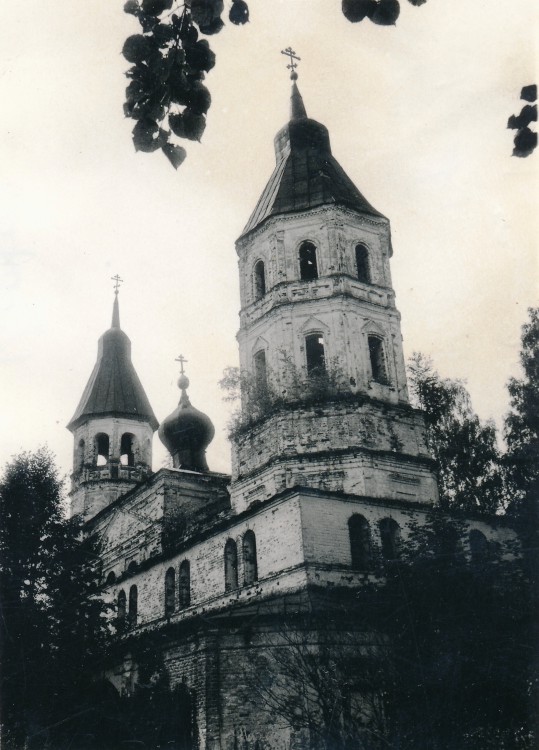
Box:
left=513, top=127, right=537, bottom=158
left=185, top=39, right=216, bottom=73
left=229, top=0, right=249, bottom=25
left=162, top=143, right=187, bottom=169
left=507, top=104, right=537, bottom=131
left=124, top=0, right=140, bottom=15
left=520, top=84, right=537, bottom=103
left=190, top=0, right=224, bottom=28
left=186, top=80, right=211, bottom=114
left=198, top=16, right=225, bottom=35
left=341, top=0, right=375, bottom=22
left=132, top=118, right=162, bottom=152
left=370, top=0, right=400, bottom=25
left=407, top=0, right=427, bottom=5
left=153, top=22, right=175, bottom=47
left=169, top=109, right=206, bottom=141
left=141, top=0, right=173, bottom=15
left=122, top=35, right=154, bottom=64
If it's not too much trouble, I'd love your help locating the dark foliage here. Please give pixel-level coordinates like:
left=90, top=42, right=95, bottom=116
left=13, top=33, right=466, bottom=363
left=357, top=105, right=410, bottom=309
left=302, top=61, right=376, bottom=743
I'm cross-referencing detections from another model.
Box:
left=0, top=449, right=111, bottom=750
left=509, top=85, right=538, bottom=157
left=122, top=0, right=429, bottom=166
left=407, top=353, right=505, bottom=514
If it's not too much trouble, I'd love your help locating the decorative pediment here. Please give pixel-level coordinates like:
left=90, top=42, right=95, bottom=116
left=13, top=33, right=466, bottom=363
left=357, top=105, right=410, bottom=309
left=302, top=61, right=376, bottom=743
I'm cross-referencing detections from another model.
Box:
left=361, top=319, right=385, bottom=337
left=300, top=315, right=330, bottom=335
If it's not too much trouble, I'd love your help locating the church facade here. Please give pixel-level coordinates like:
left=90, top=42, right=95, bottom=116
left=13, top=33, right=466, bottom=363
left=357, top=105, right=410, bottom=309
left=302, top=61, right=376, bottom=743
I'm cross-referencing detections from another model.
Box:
left=68, top=80, right=511, bottom=750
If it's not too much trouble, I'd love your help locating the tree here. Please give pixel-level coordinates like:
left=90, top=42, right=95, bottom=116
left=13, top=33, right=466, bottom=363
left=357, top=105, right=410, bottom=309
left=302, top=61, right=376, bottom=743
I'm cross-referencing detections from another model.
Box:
left=504, top=307, right=539, bottom=527
left=121, top=0, right=429, bottom=166
left=0, top=448, right=111, bottom=750
left=407, top=353, right=505, bottom=514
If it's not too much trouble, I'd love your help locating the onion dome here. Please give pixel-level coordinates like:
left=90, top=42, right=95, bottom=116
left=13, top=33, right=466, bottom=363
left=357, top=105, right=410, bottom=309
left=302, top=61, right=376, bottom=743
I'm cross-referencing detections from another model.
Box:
left=240, top=78, right=385, bottom=240
left=67, top=294, right=158, bottom=432
left=158, top=370, right=215, bottom=472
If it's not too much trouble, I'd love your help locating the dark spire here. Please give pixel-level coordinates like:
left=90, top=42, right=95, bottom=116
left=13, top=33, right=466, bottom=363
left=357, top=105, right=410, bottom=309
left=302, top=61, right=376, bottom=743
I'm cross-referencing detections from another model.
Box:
left=239, top=68, right=384, bottom=240
left=158, top=359, right=215, bottom=472
left=290, top=81, right=307, bottom=120
left=67, top=287, right=157, bottom=433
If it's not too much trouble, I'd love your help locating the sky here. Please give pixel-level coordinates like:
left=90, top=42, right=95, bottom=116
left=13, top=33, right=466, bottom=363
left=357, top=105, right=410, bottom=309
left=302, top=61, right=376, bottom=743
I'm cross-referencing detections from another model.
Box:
left=0, top=0, right=537, bottom=479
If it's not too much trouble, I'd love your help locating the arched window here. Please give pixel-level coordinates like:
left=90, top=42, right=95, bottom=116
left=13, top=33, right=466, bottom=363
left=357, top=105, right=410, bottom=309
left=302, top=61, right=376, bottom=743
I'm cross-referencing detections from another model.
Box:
left=379, top=518, right=400, bottom=560
left=95, top=433, right=109, bottom=466
left=254, top=350, right=267, bottom=389
left=224, top=539, right=238, bottom=592
left=165, top=567, right=175, bottom=617
left=254, top=260, right=266, bottom=299
left=348, top=514, right=372, bottom=570
left=368, top=336, right=388, bottom=385
left=305, top=333, right=326, bottom=376
left=120, top=433, right=135, bottom=467
left=77, top=439, right=85, bottom=473
left=355, top=243, right=371, bottom=284
left=128, top=585, right=138, bottom=628
left=117, top=590, right=126, bottom=626
left=127, top=560, right=137, bottom=575
left=299, top=241, right=318, bottom=281
left=469, top=529, right=489, bottom=564
left=243, top=530, right=258, bottom=585
left=105, top=571, right=116, bottom=586
left=179, top=560, right=191, bottom=608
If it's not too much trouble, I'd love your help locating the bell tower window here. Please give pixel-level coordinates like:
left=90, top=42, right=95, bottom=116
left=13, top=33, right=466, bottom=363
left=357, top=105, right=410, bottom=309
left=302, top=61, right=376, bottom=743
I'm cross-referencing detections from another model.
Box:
left=305, top=333, right=326, bottom=376
left=355, top=243, right=371, bottom=283
left=254, top=260, right=266, bottom=299
left=77, top=439, right=85, bottom=473
left=95, top=433, right=109, bottom=466
left=368, top=336, right=388, bottom=384
left=254, top=350, right=267, bottom=388
left=120, top=433, right=135, bottom=467
left=224, top=539, right=238, bottom=591
left=299, top=241, right=318, bottom=281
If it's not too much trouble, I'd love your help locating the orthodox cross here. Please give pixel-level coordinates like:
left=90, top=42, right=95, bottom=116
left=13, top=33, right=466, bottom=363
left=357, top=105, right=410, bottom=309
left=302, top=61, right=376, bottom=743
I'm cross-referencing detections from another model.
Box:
left=175, top=354, right=188, bottom=375
left=281, top=47, right=300, bottom=78
left=111, top=274, right=124, bottom=295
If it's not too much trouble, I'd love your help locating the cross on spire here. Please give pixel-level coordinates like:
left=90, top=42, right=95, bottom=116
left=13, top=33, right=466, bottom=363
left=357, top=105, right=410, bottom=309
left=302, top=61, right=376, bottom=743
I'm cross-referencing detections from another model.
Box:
left=175, top=354, right=188, bottom=375
left=281, top=47, right=300, bottom=80
left=111, top=274, right=124, bottom=295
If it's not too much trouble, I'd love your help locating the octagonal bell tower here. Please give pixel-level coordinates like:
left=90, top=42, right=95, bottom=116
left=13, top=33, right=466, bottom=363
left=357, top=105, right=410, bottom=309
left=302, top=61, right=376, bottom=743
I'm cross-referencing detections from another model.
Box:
left=67, top=287, right=158, bottom=520
left=230, top=74, right=438, bottom=513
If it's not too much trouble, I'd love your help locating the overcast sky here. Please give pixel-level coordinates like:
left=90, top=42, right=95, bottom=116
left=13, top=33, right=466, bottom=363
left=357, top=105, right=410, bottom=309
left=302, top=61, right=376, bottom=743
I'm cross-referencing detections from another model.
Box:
left=0, top=0, right=537, bottom=479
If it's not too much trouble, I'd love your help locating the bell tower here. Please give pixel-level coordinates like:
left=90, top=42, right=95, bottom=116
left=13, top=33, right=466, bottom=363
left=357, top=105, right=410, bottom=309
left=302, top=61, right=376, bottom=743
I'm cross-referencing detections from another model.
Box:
left=230, top=67, right=438, bottom=512
left=67, top=281, right=158, bottom=520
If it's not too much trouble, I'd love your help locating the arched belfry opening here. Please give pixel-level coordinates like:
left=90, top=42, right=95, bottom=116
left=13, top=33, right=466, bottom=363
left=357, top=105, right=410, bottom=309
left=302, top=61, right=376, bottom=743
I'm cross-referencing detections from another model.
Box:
left=368, top=336, right=388, bottom=385
left=355, top=243, right=371, bottom=283
left=120, top=433, right=135, bottom=467
left=305, top=333, right=326, bottom=376
left=95, top=433, right=109, bottom=466
left=254, top=260, right=266, bottom=299
left=299, top=242, right=318, bottom=281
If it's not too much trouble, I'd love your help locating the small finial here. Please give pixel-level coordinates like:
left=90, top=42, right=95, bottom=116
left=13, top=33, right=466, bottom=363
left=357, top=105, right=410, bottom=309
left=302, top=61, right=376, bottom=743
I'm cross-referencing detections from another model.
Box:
left=281, top=47, right=300, bottom=80
left=175, top=354, right=190, bottom=393
left=111, top=275, right=123, bottom=328
left=112, top=274, right=123, bottom=296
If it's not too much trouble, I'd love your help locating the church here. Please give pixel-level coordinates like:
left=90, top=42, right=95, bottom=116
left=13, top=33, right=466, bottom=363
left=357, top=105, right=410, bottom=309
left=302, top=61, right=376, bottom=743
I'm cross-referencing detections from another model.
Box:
left=67, top=72, right=511, bottom=749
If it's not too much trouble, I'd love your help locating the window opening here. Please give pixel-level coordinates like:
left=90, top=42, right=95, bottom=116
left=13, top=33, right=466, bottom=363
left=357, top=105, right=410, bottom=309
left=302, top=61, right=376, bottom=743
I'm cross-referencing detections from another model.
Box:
left=348, top=515, right=372, bottom=570
left=179, top=560, right=191, bottom=608
left=355, top=244, right=371, bottom=284
left=254, top=260, right=266, bottom=299
left=306, top=333, right=326, bottom=376
left=299, top=242, right=319, bottom=281
left=379, top=518, right=400, bottom=560
left=128, top=585, right=138, bottom=628
left=120, top=433, right=135, bottom=467
left=105, top=571, right=116, bottom=586
left=224, top=539, right=238, bottom=591
left=368, top=336, right=388, bottom=384
left=469, top=529, right=489, bottom=564
left=165, top=567, right=175, bottom=617
left=254, top=350, right=267, bottom=389
left=243, top=530, right=258, bottom=585
left=95, top=433, right=109, bottom=466
left=117, top=590, right=126, bottom=627
left=77, top=439, right=85, bottom=473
